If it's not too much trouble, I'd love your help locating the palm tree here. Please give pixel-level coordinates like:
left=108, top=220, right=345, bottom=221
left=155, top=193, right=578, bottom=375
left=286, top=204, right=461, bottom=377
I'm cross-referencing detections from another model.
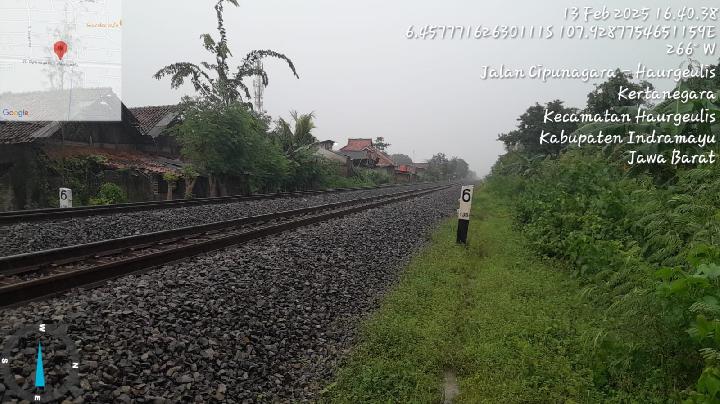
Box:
left=154, top=0, right=299, bottom=107
left=274, top=111, right=318, bottom=157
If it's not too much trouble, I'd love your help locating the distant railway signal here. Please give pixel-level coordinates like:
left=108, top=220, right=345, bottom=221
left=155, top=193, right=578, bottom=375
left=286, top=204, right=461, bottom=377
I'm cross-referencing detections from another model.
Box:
left=456, top=185, right=474, bottom=244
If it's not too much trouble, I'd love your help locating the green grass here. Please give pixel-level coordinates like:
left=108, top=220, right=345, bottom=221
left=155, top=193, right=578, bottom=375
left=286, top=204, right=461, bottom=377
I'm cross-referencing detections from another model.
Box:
left=323, top=187, right=665, bottom=403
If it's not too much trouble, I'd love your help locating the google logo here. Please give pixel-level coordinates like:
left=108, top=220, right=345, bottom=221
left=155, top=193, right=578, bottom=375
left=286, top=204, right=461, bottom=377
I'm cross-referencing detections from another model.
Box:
left=2, top=109, right=30, bottom=119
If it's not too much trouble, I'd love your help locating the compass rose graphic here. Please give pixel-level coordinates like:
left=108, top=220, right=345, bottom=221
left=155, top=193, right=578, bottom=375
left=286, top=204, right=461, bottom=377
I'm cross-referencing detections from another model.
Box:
left=2, top=324, right=81, bottom=403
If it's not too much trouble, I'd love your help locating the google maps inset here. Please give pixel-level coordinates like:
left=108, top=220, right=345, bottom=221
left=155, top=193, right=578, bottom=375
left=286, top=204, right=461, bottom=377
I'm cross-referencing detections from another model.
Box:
left=0, top=0, right=122, bottom=121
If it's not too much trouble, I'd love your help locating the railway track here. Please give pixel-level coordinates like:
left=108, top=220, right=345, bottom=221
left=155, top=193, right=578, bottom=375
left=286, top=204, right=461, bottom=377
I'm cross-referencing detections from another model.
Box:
left=0, top=182, right=427, bottom=225
left=0, top=184, right=452, bottom=307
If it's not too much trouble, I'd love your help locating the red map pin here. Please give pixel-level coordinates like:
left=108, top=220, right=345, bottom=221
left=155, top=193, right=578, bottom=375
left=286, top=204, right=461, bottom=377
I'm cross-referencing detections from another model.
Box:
left=54, top=41, right=68, bottom=60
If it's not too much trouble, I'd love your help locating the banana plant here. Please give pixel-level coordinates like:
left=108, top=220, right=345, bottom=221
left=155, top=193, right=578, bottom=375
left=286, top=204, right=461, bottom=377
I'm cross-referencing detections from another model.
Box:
left=154, top=0, right=299, bottom=107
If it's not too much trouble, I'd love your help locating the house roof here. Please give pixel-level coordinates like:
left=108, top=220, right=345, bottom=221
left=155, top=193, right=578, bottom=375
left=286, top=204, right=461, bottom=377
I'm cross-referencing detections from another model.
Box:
left=314, top=147, right=348, bottom=164
left=340, top=138, right=373, bottom=152
left=0, top=87, right=121, bottom=121
left=0, top=121, right=64, bottom=145
left=338, top=149, right=396, bottom=167
left=42, top=145, right=186, bottom=174
left=129, top=105, right=179, bottom=137
left=0, top=89, right=120, bottom=145
left=374, top=150, right=395, bottom=167
left=338, top=150, right=371, bottom=161
left=0, top=104, right=179, bottom=144
left=0, top=122, right=49, bottom=144
left=338, top=138, right=395, bottom=167
left=396, top=164, right=417, bottom=174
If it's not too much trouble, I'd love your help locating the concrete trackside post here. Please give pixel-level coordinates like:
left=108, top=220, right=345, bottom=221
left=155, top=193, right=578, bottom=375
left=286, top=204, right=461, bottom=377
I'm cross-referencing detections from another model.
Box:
left=456, top=185, right=473, bottom=244
left=59, top=188, right=73, bottom=208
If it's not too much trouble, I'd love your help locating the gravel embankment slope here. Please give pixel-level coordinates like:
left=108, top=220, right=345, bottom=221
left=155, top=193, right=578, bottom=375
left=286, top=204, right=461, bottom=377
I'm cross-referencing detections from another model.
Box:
left=0, top=186, right=457, bottom=403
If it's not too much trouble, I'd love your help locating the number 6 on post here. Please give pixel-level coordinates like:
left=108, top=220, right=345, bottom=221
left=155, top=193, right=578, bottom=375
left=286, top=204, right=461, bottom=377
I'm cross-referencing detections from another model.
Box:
left=457, top=185, right=474, bottom=244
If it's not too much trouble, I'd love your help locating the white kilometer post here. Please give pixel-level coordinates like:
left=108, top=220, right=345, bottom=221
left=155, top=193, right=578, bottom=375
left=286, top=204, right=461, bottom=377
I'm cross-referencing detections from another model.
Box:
left=59, top=188, right=73, bottom=208
left=456, top=185, right=474, bottom=244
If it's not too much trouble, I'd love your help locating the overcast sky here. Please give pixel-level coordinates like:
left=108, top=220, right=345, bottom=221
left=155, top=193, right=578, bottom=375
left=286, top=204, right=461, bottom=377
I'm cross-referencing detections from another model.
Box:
left=122, top=0, right=717, bottom=175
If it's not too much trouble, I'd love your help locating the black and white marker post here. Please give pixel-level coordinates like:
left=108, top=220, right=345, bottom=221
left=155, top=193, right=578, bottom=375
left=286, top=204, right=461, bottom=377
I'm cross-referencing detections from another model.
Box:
left=456, top=185, right=474, bottom=244
left=59, top=188, right=73, bottom=208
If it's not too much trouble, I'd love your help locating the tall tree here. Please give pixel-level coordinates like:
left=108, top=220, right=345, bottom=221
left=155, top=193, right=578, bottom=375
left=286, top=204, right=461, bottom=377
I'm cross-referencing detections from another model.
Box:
left=154, top=0, right=299, bottom=107
left=449, top=157, right=470, bottom=179
left=426, top=154, right=470, bottom=180
left=391, top=154, right=413, bottom=165
left=374, top=137, right=391, bottom=152
left=585, top=69, right=654, bottom=115
left=174, top=102, right=288, bottom=194
left=427, top=153, right=449, bottom=180
left=498, top=100, right=579, bottom=156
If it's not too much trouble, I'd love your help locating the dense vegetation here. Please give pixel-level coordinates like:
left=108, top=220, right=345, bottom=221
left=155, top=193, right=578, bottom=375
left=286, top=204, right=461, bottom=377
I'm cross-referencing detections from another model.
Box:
left=488, top=60, right=720, bottom=401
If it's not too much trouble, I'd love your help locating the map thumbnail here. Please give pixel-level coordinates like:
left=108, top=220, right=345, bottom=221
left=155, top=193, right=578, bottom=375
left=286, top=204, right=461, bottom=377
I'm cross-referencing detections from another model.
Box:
left=0, top=0, right=122, bottom=121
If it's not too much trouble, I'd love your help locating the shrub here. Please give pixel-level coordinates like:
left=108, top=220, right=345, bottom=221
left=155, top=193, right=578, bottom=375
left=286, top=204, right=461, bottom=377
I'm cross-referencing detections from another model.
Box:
left=89, top=182, right=127, bottom=205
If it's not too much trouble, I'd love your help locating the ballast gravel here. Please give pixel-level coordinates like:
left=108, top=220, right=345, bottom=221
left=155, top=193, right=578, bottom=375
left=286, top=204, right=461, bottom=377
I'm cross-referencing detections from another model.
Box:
left=0, top=186, right=458, bottom=403
left=0, top=184, right=433, bottom=257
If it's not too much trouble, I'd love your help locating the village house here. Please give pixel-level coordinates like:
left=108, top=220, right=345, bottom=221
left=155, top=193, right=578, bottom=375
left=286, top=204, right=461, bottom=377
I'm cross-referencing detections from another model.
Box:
left=338, top=138, right=396, bottom=176
left=413, top=162, right=428, bottom=176
left=394, top=164, right=417, bottom=183
left=0, top=91, right=200, bottom=210
left=337, top=138, right=422, bottom=182
left=312, top=140, right=352, bottom=177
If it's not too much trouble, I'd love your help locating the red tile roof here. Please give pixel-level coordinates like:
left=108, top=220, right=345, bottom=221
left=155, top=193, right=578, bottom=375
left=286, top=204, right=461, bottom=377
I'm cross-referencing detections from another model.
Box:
left=338, top=138, right=395, bottom=167
left=396, top=164, right=417, bottom=174
left=340, top=138, right=373, bottom=152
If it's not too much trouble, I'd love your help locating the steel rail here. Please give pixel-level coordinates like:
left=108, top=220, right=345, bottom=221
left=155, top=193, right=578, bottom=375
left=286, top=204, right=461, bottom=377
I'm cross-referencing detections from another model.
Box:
left=0, top=182, right=430, bottom=224
left=0, top=184, right=451, bottom=307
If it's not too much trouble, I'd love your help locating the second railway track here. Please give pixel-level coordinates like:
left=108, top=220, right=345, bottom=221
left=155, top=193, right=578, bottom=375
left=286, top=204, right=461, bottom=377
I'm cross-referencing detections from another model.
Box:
left=0, top=184, right=452, bottom=307
left=0, top=183, right=426, bottom=225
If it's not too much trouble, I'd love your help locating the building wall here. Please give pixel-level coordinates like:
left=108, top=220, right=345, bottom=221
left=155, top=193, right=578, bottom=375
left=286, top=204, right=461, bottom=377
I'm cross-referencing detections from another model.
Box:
left=0, top=162, right=14, bottom=211
left=102, top=170, right=156, bottom=203
left=139, top=134, right=181, bottom=158
left=0, top=144, right=178, bottom=210
left=52, top=121, right=151, bottom=148
left=0, top=144, right=52, bottom=211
